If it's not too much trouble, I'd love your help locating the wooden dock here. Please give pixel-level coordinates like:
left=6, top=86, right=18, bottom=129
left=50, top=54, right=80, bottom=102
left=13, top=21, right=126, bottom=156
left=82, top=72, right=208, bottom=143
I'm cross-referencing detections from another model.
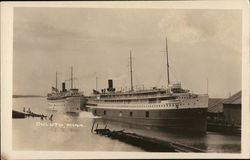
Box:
left=12, top=110, right=27, bottom=118
left=12, top=110, right=48, bottom=119
left=92, top=123, right=205, bottom=152
left=207, top=123, right=241, bottom=135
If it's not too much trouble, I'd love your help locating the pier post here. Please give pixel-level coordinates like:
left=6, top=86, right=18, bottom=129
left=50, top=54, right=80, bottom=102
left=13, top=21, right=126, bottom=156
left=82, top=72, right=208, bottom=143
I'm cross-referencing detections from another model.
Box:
left=91, top=120, right=95, bottom=133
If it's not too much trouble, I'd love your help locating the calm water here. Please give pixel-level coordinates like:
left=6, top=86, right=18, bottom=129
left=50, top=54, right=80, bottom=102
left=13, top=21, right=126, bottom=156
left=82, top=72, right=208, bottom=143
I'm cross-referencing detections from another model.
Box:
left=13, top=97, right=241, bottom=152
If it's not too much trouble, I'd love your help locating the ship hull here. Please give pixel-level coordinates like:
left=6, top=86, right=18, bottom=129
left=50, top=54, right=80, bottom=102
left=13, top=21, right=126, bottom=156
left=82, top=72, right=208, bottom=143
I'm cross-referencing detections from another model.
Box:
left=90, top=107, right=207, bottom=132
left=47, top=96, right=84, bottom=114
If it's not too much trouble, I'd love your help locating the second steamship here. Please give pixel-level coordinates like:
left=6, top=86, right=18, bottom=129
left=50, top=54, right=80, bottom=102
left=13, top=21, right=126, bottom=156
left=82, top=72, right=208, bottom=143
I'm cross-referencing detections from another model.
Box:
left=87, top=39, right=208, bottom=132
left=47, top=67, right=85, bottom=114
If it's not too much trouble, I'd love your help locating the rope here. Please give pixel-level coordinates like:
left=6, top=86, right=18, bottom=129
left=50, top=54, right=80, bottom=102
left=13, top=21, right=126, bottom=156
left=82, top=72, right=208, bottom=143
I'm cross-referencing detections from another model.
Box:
left=155, top=54, right=166, bottom=87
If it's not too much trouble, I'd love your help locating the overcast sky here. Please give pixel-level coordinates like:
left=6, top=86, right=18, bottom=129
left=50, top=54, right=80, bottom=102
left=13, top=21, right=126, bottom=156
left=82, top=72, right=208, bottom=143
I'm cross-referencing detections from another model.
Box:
left=13, top=8, right=242, bottom=98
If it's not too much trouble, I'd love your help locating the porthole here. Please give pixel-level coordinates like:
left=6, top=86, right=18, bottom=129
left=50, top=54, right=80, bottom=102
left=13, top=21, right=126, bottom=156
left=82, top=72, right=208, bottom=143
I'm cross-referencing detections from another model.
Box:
left=130, top=112, right=133, bottom=117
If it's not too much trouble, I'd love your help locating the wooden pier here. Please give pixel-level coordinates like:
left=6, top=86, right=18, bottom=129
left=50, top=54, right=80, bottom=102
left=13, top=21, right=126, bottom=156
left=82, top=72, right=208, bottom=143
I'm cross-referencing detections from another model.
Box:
left=207, top=123, right=241, bottom=135
left=92, top=123, right=205, bottom=152
left=12, top=110, right=49, bottom=120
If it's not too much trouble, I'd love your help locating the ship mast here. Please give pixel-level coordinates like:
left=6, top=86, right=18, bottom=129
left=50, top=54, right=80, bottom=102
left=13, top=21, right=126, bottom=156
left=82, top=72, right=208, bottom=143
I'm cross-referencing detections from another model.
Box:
left=130, top=50, right=134, bottom=91
left=206, top=78, right=208, bottom=94
left=71, top=66, right=73, bottom=89
left=56, top=72, right=58, bottom=92
left=96, top=76, right=98, bottom=91
left=165, top=37, right=170, bottom=85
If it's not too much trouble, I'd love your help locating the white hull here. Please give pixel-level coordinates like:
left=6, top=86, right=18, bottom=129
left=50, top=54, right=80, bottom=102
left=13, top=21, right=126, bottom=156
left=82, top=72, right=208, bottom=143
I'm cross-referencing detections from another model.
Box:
left=87, top=94, right=208, bottom=132
left=47, top=96, right=83, bottom=113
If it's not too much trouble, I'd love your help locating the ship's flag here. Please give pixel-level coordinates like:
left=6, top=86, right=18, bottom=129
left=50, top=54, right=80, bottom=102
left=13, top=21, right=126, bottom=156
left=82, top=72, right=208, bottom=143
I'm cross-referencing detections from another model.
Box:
left=52, top=86, right=58, bottom=92
left=93, top=89, right=100, bottom=94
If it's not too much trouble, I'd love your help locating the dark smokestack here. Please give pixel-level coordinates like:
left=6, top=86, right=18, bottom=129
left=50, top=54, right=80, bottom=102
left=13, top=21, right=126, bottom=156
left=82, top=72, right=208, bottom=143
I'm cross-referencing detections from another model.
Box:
left=62, top=82, right=66, bottom=92
left=108, top=79, right=113, bottom=89
left=107, top=79, right=115, bottom=92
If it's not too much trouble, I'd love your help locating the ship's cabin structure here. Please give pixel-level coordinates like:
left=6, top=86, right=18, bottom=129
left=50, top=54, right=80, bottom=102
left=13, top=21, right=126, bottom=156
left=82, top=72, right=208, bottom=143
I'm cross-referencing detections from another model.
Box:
left=47, top=82, right=82, bottom=99
left=168, top=83, right=189, bottom=94
left=89, top=79, right=198, bottom=105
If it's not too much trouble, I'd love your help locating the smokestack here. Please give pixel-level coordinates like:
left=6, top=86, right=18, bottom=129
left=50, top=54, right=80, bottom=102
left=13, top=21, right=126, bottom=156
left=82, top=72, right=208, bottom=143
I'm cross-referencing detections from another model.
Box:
left=62, top=82, right=66, bottom=92
left=108, top=79, right=113, bottom=89
left=107, top=79, right=115, bottom=92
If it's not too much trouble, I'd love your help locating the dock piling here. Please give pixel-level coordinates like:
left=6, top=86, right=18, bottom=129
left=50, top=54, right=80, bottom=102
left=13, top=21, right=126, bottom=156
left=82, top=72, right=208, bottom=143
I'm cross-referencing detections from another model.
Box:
left=91, top=121, right=96, bottom=133
left=92, top=126, right=205, bottom=152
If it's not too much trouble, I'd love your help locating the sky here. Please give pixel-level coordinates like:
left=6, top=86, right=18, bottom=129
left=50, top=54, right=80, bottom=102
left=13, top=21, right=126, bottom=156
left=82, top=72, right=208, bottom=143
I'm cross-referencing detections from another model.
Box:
left=13, top=8, right=242, bottom=98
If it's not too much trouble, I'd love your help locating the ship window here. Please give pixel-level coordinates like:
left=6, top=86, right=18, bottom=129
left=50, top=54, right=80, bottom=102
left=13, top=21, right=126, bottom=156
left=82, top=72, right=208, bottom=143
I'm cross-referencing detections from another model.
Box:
left=94, top=110, right=97, bottom=114
left=145, top=111, right=149, bottom=118
left=130, top=112, right=133, bottom=117
left=104, top=110, right=106, bottom=115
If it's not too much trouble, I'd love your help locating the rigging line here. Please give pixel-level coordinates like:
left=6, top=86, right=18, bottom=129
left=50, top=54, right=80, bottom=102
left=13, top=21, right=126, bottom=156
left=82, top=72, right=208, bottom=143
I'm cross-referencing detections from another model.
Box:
left=168, top=58, right=179, bottom=83
left=155, top=69, right=163, bottom=87
left=155, top=53, right=166, bottom=87
left=126, top=56, right=140, bottom=89
left=130, top=57, right=141, bottom=88
left=64, top=77, right=78, bottom=82
left=159, top=26, right=167, bottom=38
left=155, top=68, right=164, bottom=87
left=125, top=58, right=132, bottom=89
left=169, top=68, right=178, bottom=83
